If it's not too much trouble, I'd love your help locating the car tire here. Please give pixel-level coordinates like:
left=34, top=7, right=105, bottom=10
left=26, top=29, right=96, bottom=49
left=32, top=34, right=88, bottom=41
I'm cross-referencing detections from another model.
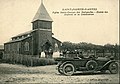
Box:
left=58, top=65, right=63, bottom=74
left=109, top=62, right=118, bottom=74
left=86, top=60, right=98, bottom=71
left=63, top=63, right=75, bottom=76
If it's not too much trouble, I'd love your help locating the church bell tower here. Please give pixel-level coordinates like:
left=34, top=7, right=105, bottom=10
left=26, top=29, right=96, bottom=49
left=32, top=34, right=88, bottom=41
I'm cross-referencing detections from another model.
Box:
left=32, top=0, right=53, bottom=55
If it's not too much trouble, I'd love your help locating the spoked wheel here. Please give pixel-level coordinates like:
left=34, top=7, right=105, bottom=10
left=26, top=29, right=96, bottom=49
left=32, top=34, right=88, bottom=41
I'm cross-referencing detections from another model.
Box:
left=86, top=60, right=98, bottom=71
left=63, top=63, right=75, bottom=76
left=109, top=62, right=118, bottom=74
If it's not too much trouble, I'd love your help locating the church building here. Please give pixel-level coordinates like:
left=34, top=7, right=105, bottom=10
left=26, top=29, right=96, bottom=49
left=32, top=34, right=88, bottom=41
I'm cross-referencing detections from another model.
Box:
left=4, top=1, right=61, bottom=58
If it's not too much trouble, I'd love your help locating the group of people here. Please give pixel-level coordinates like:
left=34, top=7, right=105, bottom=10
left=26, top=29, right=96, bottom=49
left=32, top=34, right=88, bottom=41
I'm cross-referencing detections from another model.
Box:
left=62, top=50, right=84, bottom=58
left=39, top=49, right=53, bottom=58
left=39, top=49, right=86, bottom=59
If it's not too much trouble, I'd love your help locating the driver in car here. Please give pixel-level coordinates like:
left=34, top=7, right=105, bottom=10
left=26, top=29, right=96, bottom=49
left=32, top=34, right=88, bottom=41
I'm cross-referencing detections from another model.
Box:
left=78, top=52, right=84, bottom=59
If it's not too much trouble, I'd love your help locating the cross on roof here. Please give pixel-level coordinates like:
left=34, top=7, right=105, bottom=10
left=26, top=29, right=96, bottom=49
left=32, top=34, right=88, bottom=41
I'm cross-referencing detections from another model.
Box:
left=41, top=0, right=43, bottom=4
left=32, top=0, right=53, bottom=22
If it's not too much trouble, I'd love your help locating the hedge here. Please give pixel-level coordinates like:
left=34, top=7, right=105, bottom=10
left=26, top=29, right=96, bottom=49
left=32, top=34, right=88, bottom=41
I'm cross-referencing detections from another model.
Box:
left=2, top=54, right=56, bottom=66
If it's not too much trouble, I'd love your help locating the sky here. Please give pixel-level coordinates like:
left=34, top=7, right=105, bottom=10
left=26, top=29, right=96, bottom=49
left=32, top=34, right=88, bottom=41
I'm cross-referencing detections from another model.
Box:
left=0, top=0, right=119, bottom=45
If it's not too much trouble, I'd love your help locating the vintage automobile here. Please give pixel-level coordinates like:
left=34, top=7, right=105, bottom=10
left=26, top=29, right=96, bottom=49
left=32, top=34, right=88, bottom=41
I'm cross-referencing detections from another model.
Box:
left=55, top=56, right=118, bottom=76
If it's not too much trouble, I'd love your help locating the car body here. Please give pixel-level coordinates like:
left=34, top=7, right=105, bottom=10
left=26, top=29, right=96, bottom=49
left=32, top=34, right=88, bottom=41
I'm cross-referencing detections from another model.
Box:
left=55, top=56, right=118, bottom=76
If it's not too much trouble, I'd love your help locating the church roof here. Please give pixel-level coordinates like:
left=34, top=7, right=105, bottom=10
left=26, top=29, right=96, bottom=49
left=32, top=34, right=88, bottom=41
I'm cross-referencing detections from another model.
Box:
left=32, top=3, right=53, bottom=22
left=12, top=30, right=33, bottom=38
left=5, top=36, right=32, bottom=44
left=52, top=37, right=62, bottom=43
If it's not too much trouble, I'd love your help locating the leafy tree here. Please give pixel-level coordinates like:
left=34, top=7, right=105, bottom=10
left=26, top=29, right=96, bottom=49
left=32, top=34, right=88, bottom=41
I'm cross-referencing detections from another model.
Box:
left=61, top=41, right=119, bottom=59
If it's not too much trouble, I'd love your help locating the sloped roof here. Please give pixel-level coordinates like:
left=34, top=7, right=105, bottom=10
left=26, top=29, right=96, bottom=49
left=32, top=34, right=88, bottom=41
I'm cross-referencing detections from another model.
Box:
left=5, top=36, right=32, bottom=44
left=52, top=37, right=62, bottom=43
left=32, top=3, right=53, bottom=22
left=12, top=30, right=33, bottom=38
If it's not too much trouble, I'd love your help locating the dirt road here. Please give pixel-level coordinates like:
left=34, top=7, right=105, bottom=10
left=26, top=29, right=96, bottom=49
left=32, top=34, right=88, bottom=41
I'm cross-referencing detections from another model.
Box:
left=0, top=63, right=119, bottom=83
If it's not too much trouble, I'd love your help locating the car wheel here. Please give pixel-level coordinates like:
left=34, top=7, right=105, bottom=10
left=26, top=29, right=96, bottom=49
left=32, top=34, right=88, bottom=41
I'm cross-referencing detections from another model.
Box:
left=63, top=63, right=75, bottom=76
left=109, top=62, right=118, bottom=74
left=86, top=60, right=98, bottom=71
left=58, top=65, right=63, bottom=74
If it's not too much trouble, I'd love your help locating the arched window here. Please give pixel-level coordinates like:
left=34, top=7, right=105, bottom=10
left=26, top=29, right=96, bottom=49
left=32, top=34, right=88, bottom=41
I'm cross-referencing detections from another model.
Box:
left=17, top=42, right=21, bottom=53
left=24, top=42, right=29, bottom=51
left=8, top=44, right=10, bottom=51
